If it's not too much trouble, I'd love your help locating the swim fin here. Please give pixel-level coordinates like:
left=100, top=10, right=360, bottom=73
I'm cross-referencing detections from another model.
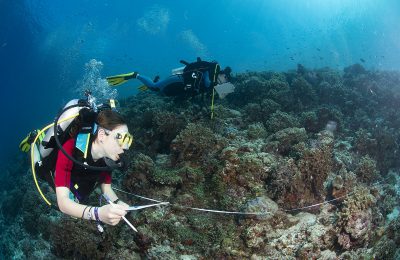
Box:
left=19, top=130, right=44, bottom=152
left=106, top=72, right=138, bottom=86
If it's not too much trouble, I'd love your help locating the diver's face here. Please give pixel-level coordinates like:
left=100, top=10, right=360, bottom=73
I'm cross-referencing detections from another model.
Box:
left=217, top=73, right=228, bottom=84
left=101, top=125, right=130, bottom=161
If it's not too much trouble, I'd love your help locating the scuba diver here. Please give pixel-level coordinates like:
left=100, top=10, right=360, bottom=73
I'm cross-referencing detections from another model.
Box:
left=19, top=92, right=134, bottom=230
left=106, top=57, right=235, bottom=99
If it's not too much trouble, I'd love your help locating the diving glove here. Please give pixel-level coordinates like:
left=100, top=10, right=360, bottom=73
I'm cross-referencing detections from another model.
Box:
left=106, top=72, right=138, bottom=86
left=19, top=130, right=44, bottom=152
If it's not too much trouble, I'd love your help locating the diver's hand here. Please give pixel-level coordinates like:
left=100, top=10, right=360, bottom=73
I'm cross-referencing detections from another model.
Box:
left=98, top=204, right=128, bottom=226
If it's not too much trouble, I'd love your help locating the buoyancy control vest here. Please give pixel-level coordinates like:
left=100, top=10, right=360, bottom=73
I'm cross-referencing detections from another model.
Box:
left=180, top=57, right=221, bottom=95
left=36, top=135, right=109, bottom=203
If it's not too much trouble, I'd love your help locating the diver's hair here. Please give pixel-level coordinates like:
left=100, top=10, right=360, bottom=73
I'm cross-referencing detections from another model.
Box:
left=96, top=110, right=126, bottom=130
left=69, top=109, right=126, bottom=138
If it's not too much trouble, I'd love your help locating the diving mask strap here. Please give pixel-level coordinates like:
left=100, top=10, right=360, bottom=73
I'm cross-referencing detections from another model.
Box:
left=93, top=123, right=98, bottom=134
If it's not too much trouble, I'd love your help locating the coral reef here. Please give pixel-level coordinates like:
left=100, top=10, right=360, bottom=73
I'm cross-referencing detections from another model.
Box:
left=2, top=65, right=400, bottom=259
left=170, top=122, right=227, bottom=166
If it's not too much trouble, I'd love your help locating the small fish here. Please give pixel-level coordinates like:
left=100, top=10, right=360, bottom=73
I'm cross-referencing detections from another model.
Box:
left=319, top=57, right=324, bottom=60
left=360, top=58, right=366, bottom=63
left=286, top=47, right=290, bottom=50
left=290, top=57, right=294, bottom=60
left=1, top=42, right=7, bottom=48
left=316, top=48, right=320, bottom=51
left=369, top=88, right=376, bottom=95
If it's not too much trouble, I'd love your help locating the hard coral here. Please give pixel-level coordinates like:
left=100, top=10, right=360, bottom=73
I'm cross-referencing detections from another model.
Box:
left=344, top=63, right=367, bottom=77
left=265, top=111, right=300, bottom=133
left=337, top=186, right=378, bottom=249
left=228, top=72, right=291, bottom=108
left=265, top=127, right=307, bottom=155
left=218, top=151, right=273, bottom=206
left=153, top=110, right=186, bottom=152
left=372, top=238, right=397, bottom=259
left=355, top=155, right=379, bottom=183
left=300, top=111, right=319, bottom=133
left=290, top=76, right=318, bottom=109
left=123, top=153, right=155, bottom=193
left=50, top=219, right=112, bottom=259
left=267, top=130, right=333, bottom=210
left=171, top=123, right=227, bottom=166
left=247, top=123, right=267, bottom=139
left=242, top=196, right=279, bottom=220
left=296, top=138, right=332, bottom=207
left=354, top=129, right=377, bottom=156
left=243, top=99, right=281, bottom=123
left=328, top=167, right=357, bottom=199
left=151, top=167, right=182, bottom=186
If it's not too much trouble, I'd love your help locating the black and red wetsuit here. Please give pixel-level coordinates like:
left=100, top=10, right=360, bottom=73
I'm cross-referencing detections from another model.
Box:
left=37, top=137, right=112, bottom=203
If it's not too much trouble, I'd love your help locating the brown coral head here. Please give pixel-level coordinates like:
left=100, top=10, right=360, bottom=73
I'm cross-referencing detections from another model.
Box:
left=134, top=232, right=153, bottom=252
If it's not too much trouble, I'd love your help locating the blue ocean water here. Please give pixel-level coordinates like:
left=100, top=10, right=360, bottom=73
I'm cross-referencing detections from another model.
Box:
left=0, top=0, right=399, bottom=168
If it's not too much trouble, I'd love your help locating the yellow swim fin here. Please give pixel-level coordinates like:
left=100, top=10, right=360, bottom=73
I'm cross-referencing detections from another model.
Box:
left=19, top=130, right=45, bottom=152
left=106, top=72, right=138, bottom=86
left=19, top=135, right=31, bottom=152
left=138, top=85, right=149, bottom=91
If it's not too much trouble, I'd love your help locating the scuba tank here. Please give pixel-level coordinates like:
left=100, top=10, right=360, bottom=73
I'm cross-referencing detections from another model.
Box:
left=36, top=89, right=98, bottom=163
left=171, top=66, right=185, bottom=75
left=38, top=99, right=88, bottom=161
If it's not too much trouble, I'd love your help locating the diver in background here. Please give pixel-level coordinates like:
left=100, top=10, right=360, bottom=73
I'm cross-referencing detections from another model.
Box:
left=106, top=57, right=233, bottom=99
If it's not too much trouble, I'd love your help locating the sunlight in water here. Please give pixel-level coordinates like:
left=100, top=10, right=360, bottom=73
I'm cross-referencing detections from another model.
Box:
left=137, top=5, right=170, bottom=35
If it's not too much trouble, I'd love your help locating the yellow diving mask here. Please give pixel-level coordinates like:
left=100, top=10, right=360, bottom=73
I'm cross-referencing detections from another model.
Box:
left=115, top=132, right=134, bottom=149
left=103, top=128, right=134, bottom=149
